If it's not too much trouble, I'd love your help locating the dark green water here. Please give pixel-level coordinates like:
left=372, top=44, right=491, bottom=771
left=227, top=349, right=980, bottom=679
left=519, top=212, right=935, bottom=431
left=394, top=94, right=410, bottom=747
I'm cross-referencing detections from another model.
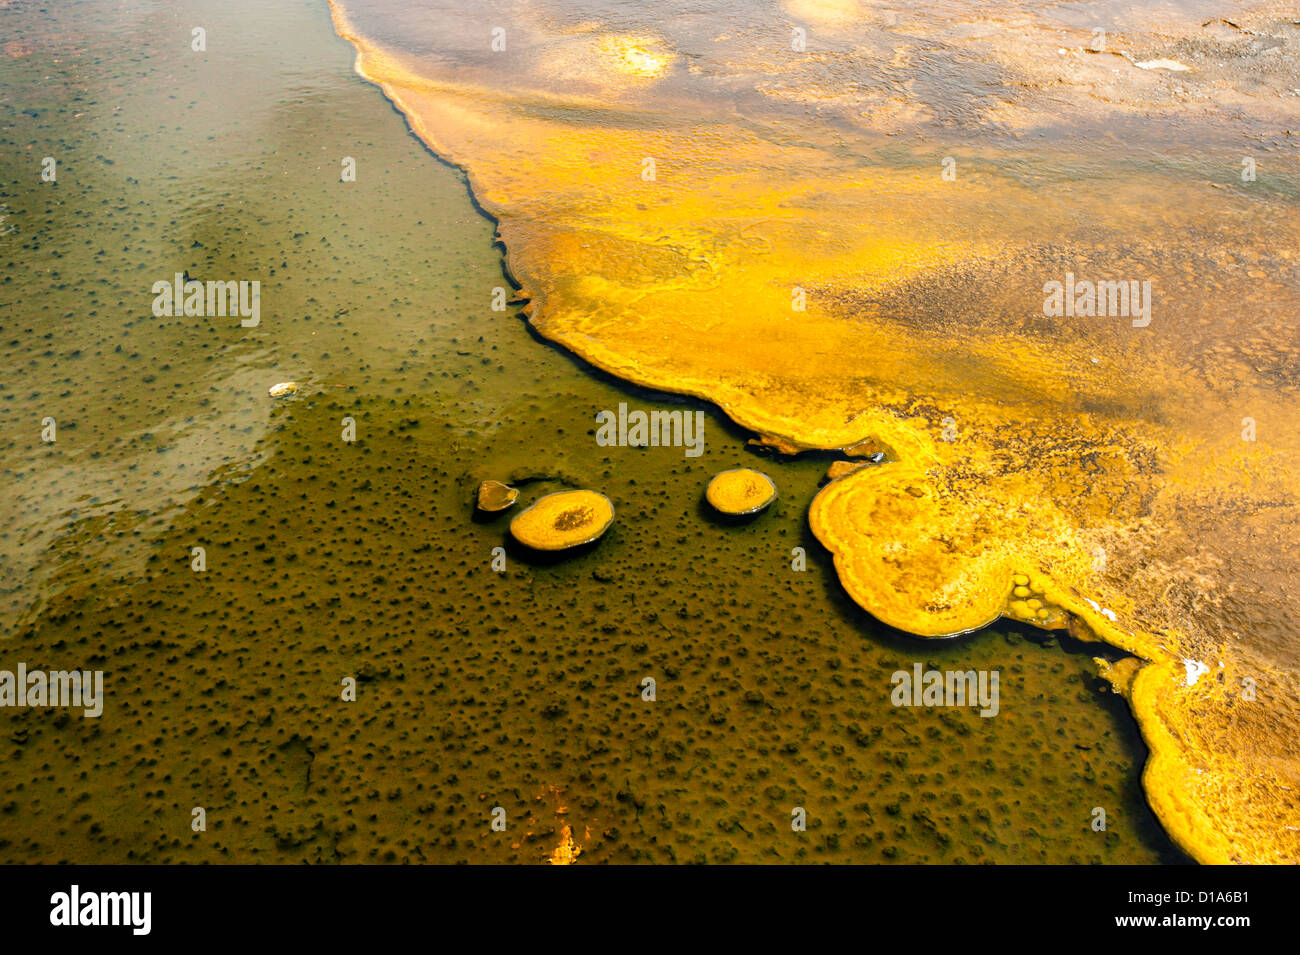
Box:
left=0, top=0, right=1185, bottom=863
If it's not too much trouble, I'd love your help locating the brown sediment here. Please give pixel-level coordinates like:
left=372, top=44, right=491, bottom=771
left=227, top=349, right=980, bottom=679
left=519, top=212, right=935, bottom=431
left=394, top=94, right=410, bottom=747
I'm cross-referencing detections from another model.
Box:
left=325, top=0, right=1300, bottom=863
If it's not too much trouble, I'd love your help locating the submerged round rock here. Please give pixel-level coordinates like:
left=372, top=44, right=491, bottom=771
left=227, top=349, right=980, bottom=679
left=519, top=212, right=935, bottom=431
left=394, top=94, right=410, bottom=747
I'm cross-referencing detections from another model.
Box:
left=476, top=480, right=519, bottom=513
left=510, top=490, right=614, bottom=550
left=706, top=468, right=777, bottom=515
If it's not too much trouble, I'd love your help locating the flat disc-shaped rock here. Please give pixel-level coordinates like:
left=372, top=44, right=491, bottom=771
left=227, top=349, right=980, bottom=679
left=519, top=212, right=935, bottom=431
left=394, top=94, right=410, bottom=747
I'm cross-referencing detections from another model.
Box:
left=510, top=490, right=614, bottom=550
left=476, top=480, right=519, bottom=512
left=706, top=468, right=777, bottom=515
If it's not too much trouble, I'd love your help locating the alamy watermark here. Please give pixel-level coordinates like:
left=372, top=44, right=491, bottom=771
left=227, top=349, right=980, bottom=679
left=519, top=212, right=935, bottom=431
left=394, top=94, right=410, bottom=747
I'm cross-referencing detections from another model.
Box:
left=151, top=272, right=260, bottom=327
left=595, top=402, right=704, bottom=458
left=50, top=885, right=150, bottom=935
left=891, top=664, right=999, bottom=717
left=0, top=663, right=103, bottom=717
left=1043, top=272, right=1151, bottom=327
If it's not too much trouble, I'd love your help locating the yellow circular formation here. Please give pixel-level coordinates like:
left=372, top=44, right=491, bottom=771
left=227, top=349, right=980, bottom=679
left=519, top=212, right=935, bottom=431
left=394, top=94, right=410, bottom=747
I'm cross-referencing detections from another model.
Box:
left=705, top=468, right=777, bottom=515
left=509, top=490, right=615, bottom=550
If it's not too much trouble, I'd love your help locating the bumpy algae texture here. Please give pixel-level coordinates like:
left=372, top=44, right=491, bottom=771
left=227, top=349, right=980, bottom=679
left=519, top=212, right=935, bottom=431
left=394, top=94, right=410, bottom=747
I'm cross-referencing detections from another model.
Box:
left=329, top=0, right=1300, bottom=863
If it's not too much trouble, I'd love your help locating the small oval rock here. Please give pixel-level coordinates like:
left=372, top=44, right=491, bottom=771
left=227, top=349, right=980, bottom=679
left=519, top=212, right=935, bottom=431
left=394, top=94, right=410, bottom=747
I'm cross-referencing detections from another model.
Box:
left=476, top=480, right=519, bottom=513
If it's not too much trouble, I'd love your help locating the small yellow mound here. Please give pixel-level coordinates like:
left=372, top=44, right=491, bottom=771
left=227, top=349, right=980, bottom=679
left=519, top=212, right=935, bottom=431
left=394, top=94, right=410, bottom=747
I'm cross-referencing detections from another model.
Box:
left=510, top=490, right=614, bottom=550
left=476, top=480, right=519, bottom=512
left=706, top=468, right=777, bottom=515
